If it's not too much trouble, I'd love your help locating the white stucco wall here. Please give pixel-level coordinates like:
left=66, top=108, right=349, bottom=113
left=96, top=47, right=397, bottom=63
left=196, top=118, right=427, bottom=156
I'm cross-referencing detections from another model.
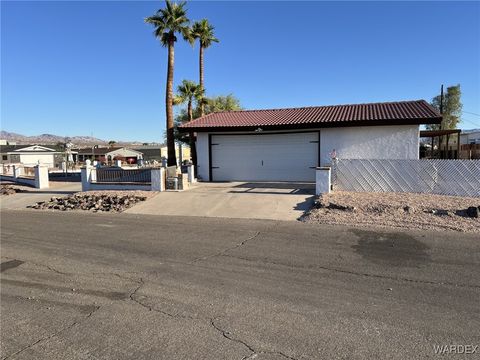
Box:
left=196, top=132, right=210, bottom=180
left=320, top=125, right=419, bottom=166
left=460, top=131, right=480, bottom=145
left=19, top=153, right=55, bottom=167
left=195, top=125, right=420, bottom=181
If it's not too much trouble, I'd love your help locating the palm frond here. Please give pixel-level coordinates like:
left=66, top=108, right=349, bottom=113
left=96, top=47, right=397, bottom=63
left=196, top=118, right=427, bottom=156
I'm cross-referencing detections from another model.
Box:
left=191, top=18, right=219, bottom=48
left=145, top=0, right=190, bottom=45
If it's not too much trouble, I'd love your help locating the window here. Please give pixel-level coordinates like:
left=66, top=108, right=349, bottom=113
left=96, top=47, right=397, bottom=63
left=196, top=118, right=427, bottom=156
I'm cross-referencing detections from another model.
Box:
left=2, top=155, right=7, bottom=160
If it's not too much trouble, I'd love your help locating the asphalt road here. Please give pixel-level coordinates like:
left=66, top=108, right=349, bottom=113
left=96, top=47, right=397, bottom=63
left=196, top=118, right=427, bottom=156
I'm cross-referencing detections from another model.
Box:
left=1, top=210, right=479, bottom=359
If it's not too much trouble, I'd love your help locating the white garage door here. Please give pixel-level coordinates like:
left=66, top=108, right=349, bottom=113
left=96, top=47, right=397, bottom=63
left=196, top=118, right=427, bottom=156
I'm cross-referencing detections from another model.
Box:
left=211, top=132, right=318, bottom=181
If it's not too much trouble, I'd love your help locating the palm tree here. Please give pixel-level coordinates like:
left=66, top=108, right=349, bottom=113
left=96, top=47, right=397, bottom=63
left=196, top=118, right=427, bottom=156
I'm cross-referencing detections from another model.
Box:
left=191, top=19, right=219, bottom=116
left=145, top=1, right=190, bottom=167
left=174, top=80, right=203, bottom=168
left=174, top=80, right=204, bottom=121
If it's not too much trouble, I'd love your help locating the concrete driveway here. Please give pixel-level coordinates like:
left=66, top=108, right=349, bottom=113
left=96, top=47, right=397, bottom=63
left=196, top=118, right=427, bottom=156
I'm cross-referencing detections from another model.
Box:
left=126, top=182, right=315, bottom=220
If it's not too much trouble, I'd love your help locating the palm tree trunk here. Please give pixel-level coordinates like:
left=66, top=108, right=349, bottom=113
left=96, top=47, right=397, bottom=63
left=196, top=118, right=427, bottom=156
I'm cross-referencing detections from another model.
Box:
left=166, top=37, right=177, bottom=167
left=188, top=99, right=193, bottom=121
left=199, top=45, right=205, bottom=117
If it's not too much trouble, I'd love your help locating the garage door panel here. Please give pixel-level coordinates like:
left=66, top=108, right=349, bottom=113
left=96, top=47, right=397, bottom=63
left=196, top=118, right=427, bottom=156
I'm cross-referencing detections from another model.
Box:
left=211, top=133, right=318, bottom=182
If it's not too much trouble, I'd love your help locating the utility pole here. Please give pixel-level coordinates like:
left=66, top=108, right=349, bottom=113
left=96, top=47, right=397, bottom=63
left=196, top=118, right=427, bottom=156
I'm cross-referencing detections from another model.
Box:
left=439, top=85, right=445, bottom=158
left=440, top=84, right=444, bottom=117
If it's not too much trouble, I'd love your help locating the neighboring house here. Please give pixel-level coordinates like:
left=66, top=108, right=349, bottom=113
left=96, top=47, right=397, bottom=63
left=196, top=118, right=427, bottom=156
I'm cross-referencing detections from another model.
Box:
left=132, top=144, right=191, bottom=164
left=0, top=144, right=70, bottom=168
left=180, top=99, right=442, bottom=182
left=459, top=129, right=480, bottom=159
left=77, top=147, right=144, bottom=164
left=132, top=145, right=163, bottom=162
left=460, top=129, right=480, bottom=145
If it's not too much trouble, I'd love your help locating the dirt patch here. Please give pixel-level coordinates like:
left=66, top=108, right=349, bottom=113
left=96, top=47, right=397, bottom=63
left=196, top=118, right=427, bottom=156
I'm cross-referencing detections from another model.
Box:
left=302, top=191, right=480, bottom=233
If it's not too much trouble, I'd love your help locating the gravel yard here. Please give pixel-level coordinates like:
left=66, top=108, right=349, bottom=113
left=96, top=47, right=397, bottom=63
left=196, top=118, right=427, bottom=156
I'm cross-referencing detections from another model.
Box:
left=28, top=190, right=156, bottom=212
left=302, top=191, right=480, bottom=233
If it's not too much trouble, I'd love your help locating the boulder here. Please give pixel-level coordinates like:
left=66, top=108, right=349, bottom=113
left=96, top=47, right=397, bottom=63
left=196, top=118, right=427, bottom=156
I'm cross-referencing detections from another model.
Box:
left=466, top=206, right=479, bottom=218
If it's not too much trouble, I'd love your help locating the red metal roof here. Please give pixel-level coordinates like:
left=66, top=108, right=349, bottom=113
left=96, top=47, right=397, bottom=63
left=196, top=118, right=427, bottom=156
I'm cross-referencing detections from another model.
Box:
left=180, top=99, right=442, bottom=131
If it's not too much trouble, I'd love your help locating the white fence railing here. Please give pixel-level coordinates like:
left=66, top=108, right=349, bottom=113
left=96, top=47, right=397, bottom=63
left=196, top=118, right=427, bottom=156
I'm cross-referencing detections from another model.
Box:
left=332, top=159, right=480, bottom=198
left=0, top=164, right=50, bottom=189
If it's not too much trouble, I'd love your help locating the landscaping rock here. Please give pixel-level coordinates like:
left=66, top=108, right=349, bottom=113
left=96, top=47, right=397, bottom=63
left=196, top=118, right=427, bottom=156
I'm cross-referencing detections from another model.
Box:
left=403, top=206, right=415, bottom=214
left=0, top=184, right=27, bottom=196
left=466, top=206, right=479, bottom=218
left=28, top=193, right=148, bottom=213
left=327, top=202, right=355, bottom=212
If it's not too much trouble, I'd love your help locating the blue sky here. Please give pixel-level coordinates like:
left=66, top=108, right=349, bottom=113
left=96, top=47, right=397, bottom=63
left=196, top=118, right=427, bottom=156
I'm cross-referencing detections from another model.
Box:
left=2, top=1, right=479, bottom=142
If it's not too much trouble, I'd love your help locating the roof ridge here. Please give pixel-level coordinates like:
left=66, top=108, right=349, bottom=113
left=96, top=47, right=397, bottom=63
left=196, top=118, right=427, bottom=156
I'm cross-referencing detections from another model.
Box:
left=209, top=99, right=427, bottom=114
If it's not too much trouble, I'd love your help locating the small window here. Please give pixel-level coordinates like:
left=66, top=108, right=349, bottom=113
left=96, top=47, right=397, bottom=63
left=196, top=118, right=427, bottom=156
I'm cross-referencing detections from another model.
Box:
left=2, top=155, right=7, bottom=160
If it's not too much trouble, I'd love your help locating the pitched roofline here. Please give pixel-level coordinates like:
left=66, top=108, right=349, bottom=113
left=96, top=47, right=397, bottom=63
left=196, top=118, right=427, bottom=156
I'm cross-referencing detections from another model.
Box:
left=179, top=99, right=441, bottom=129
left=205, top=99, right=434, bottom=114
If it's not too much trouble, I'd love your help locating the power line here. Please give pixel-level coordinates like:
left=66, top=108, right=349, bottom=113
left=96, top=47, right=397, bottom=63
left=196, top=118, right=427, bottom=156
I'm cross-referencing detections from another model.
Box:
left=462, top=111, right=480, bottom=117
left=461, top=117, right=480, bottom=128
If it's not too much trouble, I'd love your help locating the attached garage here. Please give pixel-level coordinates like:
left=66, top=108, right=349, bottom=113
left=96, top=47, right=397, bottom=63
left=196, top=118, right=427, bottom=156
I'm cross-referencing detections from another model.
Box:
left=211, top=132, right=319, bottom=181
left=180, top=100, right=442, bottom=182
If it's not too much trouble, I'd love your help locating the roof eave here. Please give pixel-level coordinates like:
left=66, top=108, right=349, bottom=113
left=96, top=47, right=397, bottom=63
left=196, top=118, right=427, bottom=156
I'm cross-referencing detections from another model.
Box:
left=179, top=117, right=443, bottom=133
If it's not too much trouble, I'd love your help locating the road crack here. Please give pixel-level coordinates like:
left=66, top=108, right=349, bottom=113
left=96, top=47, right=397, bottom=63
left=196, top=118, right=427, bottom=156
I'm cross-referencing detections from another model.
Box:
left=2, top=305, right=100, bottom=360
left=190, top=231, right=261, bottom=264
left=210, top=318, right=299, bottom=360
left=128, top=278, right=195, bottom=319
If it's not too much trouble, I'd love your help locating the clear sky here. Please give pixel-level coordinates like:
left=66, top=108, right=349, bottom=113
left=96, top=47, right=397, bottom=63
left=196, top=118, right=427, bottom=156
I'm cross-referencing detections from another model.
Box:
left=2, top=1, right=479, bottom=142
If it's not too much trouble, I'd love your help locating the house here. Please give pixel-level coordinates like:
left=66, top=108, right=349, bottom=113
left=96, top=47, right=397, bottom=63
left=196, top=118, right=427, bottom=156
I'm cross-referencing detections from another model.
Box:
left=132, top=144, right=190, bottom=164
left=459, top=129, right=480, bottom=159
left=76, top=147, right=144, bottom=164
left=0, top=144, right=75, bottom=168
left=180, top=99, right=442, bottom=182
left=460, top=129, right=480, bottom=145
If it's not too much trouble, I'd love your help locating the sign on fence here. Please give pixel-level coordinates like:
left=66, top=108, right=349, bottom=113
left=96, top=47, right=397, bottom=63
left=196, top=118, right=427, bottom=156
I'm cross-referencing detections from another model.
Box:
left=332, top=159, right=480, bottom=197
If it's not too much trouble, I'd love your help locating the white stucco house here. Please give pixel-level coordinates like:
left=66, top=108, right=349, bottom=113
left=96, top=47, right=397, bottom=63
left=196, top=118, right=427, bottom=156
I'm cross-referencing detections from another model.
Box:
left=460, top=129, right=480, bottom=145
left=2, top=145, right=66, bottom=168
left=180, top=99, right=442, bottom=182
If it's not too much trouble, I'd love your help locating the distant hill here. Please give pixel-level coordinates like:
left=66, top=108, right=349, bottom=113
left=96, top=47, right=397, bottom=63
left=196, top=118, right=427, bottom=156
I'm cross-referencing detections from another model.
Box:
left=0, top=131, right=144, bottom=147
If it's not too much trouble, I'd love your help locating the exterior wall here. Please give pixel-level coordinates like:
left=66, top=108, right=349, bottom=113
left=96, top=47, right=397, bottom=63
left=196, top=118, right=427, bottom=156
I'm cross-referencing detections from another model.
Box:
left=0, top=174, right=36, bottom=187
left=160, top=145, right=191, bottom=163
left=195, top=125, right=420, bottom=181
left=19, top=153, right=55, bottom=167
left=320, top=125, right=419, bottom=166
left=460, top=131, right=480, bottom=145
left=196, top=132, right=210, bottom=181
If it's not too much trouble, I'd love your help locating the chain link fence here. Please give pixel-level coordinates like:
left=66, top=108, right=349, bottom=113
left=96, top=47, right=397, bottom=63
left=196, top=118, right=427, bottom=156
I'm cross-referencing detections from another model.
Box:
left=332, top=159, right=480, bottom=197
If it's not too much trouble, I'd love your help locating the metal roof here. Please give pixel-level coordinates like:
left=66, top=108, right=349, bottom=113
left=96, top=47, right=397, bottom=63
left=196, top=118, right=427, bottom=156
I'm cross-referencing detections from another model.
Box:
left=180, top=99, right=442, bottom=131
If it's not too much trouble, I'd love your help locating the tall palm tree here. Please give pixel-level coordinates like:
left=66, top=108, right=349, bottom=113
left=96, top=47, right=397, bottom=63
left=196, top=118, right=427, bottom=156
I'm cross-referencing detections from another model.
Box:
left=191, top=19, right=219, bottom=117
left=145, top=1, right=190, bottom=167
left=174, top=80, right=203, bottom=168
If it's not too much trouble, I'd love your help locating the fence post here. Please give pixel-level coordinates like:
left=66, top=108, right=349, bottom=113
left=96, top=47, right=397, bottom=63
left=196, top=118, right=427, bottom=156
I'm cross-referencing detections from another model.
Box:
left=151, top=167, right=165, bottom=192
left=187, top=165, right=196, bottom=183
left=81, top=164, right=94, bottom=191
left=13, top=165, right=23, bottom=179
left=316, top=167, right=331, bottom=195
left=34, top=165, right=49, bottom=189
